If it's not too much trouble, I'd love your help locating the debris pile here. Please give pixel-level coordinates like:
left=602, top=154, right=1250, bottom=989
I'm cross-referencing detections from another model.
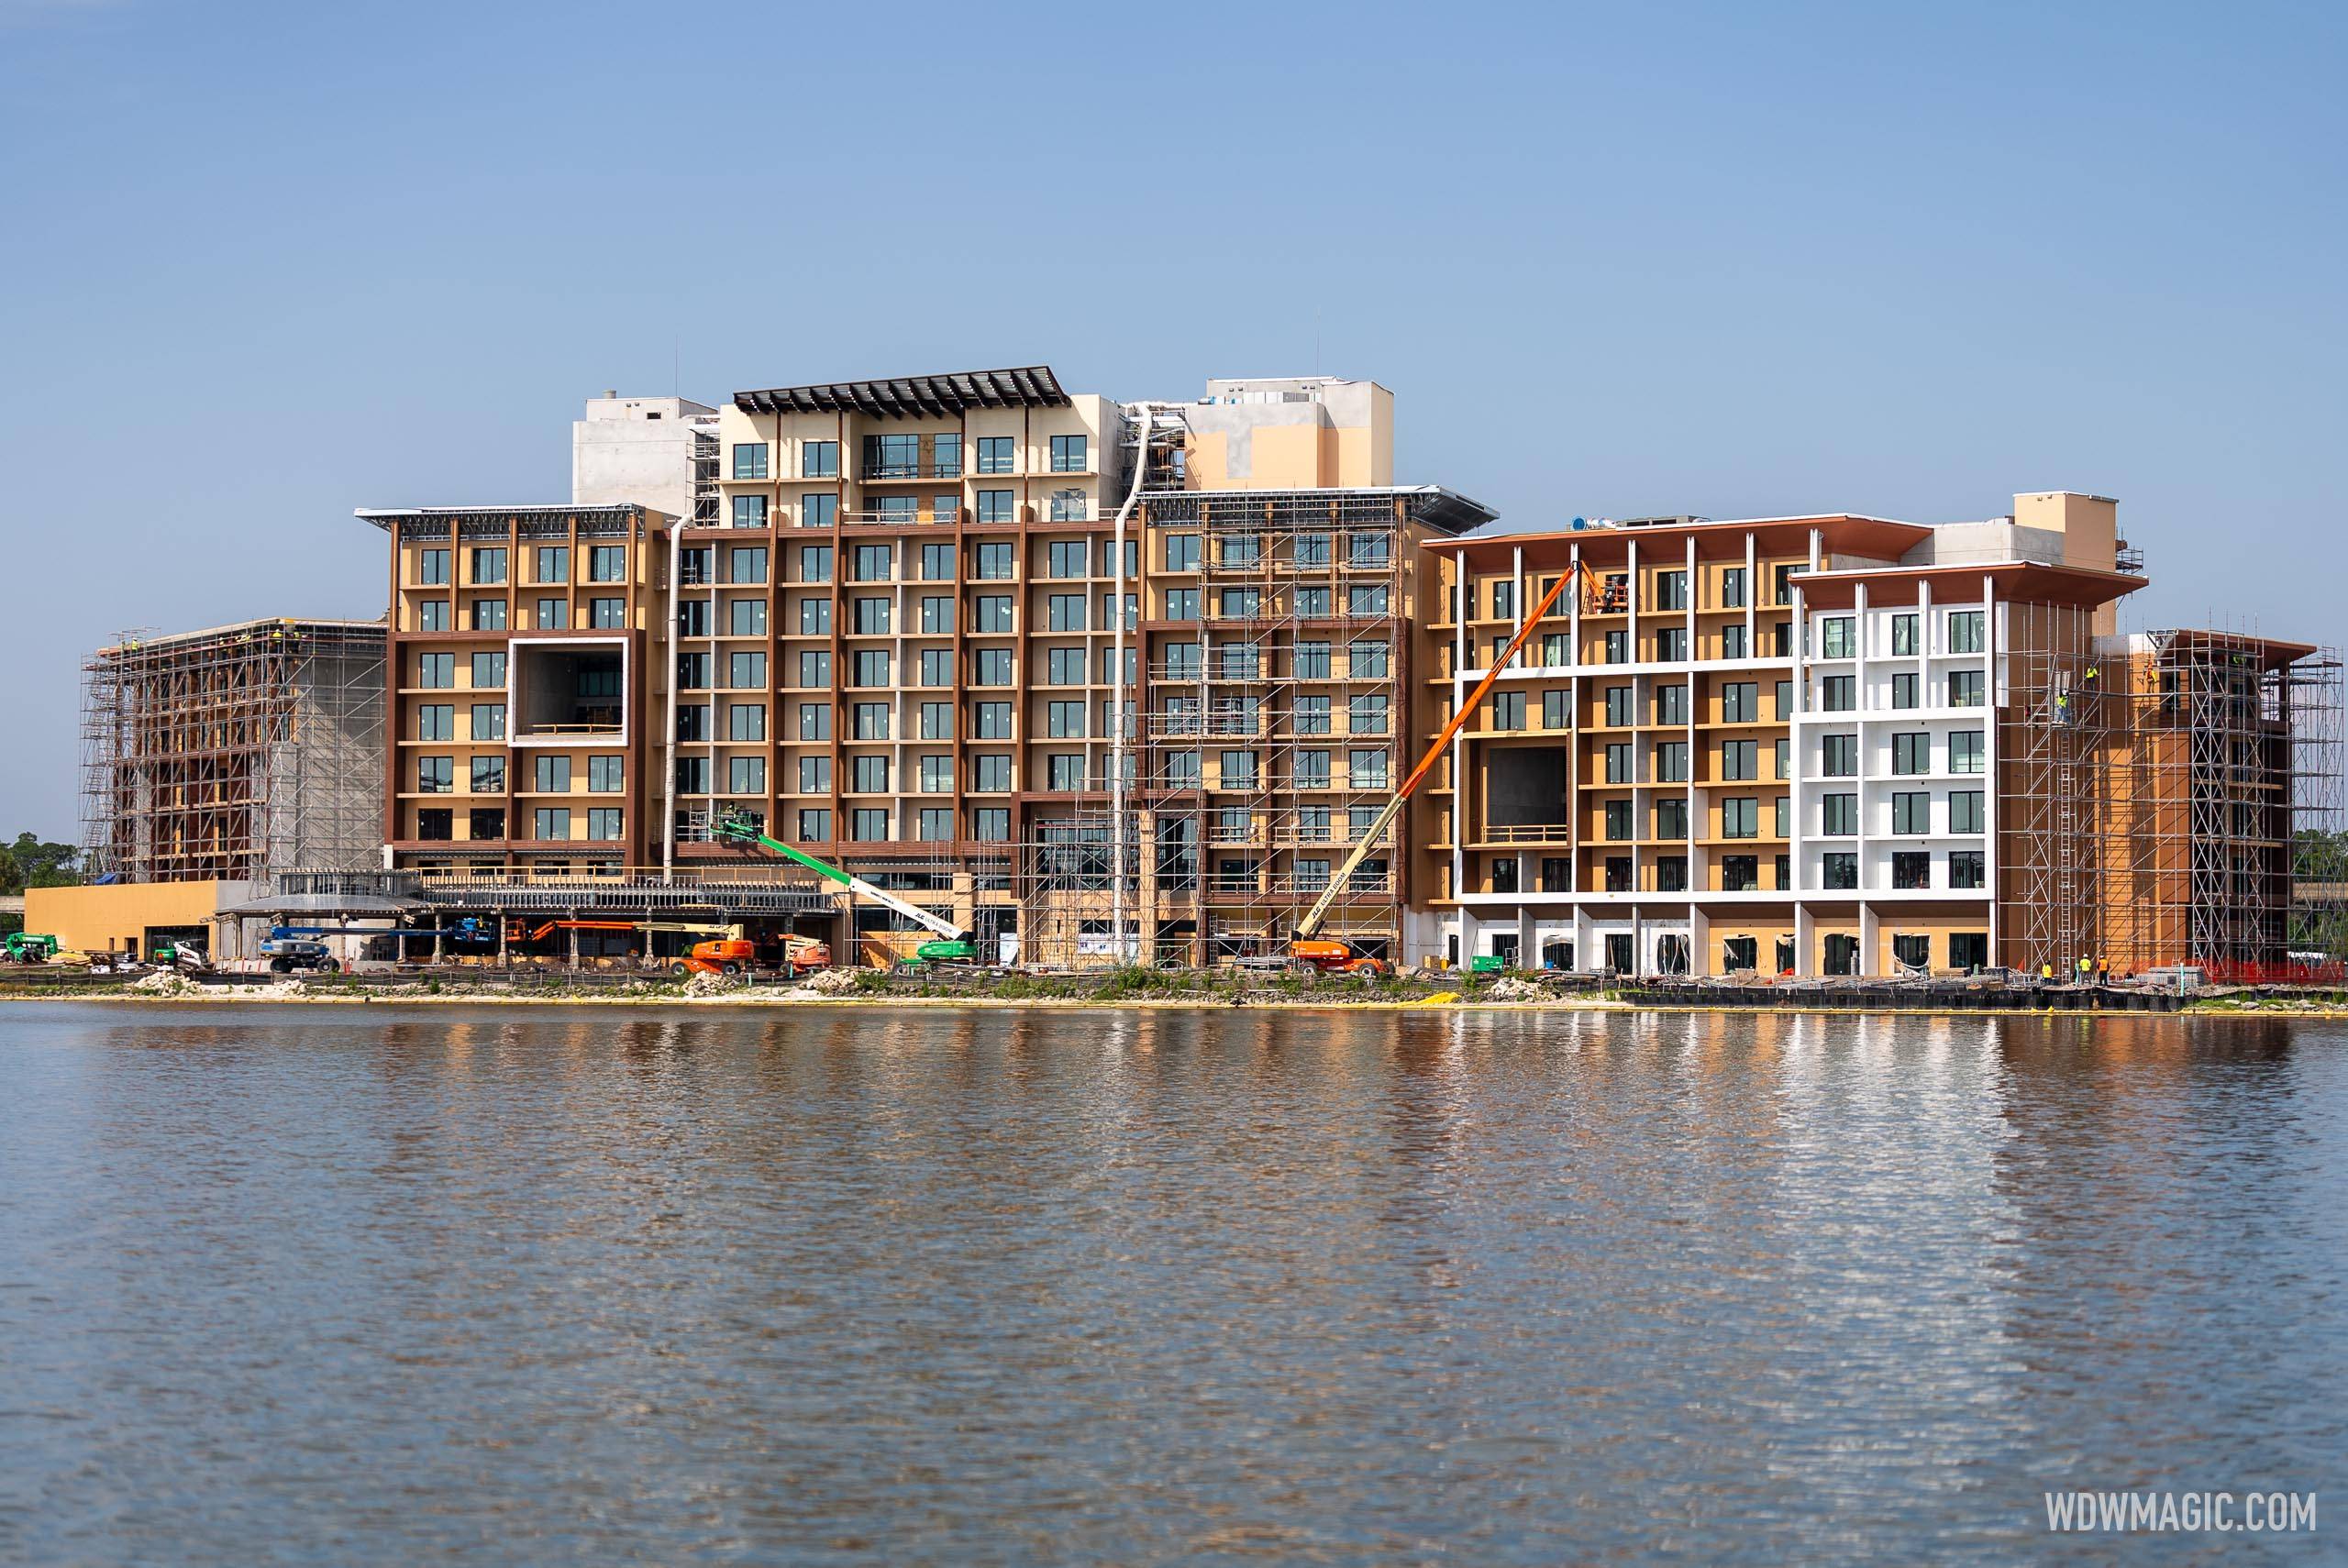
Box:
left=131, top=969, right=199, bottom=997
left=801, top=966, right=861, bottom=996
left=1485, top=976, right=1548, bottom=1001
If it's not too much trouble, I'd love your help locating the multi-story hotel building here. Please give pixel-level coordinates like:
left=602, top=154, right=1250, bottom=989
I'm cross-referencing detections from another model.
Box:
left=349, top=369, right=2337, bottom=978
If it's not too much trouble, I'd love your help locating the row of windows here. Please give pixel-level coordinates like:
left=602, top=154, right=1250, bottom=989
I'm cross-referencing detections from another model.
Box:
left=1813, top=669, right=1985, bottom=711
left=415, top=598, right=628, bottom=633
left=1158, top=584, right=1390, bottom=620
left=1161, top=532, right=1392, bottom=571
left=1818, top=850, right=1987, bottom=890
left=414, top=755, right=625, bottom=793
left=1560, top=850, right=1988, bottom=899
left=728, top=434, right=1087, bottom=482
left=1817, top=731, right=1988, bottom=776
left=412, top=806, right=624, bottom=842
left=1463, top=563, right=1801, bottom=622
left=412, top=546, right=626, bottom=587
left=691, top=539, right=1136, bottom=587
left=1818, top=790, right=1988, bottom=835
left=728, top=488, right=1092, bottom=529
left=1816, top=610, right=1987, bottom=658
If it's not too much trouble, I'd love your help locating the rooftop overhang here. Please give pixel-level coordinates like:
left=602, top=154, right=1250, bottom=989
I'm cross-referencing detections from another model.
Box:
left=1429, top=513, right=1934, bottom=564
left=733, top=366, right=1070, bottom=419
left=354, top=503, right=651, bottom=533
left=2148, top=627, right=2321, bottom=668
left=1140, top=485, right=1497, bottom=536
left=1789, top=560, right=2147, bottom=611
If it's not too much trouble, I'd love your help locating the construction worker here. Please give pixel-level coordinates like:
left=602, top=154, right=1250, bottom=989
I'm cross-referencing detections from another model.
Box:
left=2040, top=960, right=2054, bottom=985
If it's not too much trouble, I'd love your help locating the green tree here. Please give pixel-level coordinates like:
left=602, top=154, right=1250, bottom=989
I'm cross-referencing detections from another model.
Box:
left=1, top=834, right=80, bottom=894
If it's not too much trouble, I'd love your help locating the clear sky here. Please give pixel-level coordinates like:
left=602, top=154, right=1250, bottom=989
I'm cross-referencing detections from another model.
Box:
left=2, top=0, right=2342, bottom=842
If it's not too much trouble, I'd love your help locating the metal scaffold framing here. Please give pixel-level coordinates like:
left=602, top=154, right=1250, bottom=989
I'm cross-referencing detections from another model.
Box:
left=2002, top=600, right=2342, bottom=976
left=79, top=619, right=388, bottom=885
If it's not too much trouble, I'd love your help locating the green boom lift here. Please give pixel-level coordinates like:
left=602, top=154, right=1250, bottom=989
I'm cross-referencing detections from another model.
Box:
left=713, top=808, right=979, bottom=964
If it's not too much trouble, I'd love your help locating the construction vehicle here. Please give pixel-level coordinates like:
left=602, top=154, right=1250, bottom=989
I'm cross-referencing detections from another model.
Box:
left=1290, top=560, right=1590, bottom=976
left=672, top=933, right=830, bottom=980
left=259, top=937, right=340, bottom=975
left=6, top=933, right=59, bottom=964
left=713, top=808, right=978, bottom=964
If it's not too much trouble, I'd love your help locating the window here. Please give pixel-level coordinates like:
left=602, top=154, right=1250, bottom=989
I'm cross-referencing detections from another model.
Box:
left=732, top=494, right=769, bottom=529
left=1348, top=694, right=1389, bottom=735
left=1047, top=700, right=1087, bottom=738
left=730, top=598, right=768, bottom=636
left=797, top=756, right=831, bottom=792
left=1821, top=674, right=1855, bottom=712
left=1892, top=791, right=1930, bottom=834
left=1294, top=585, right=1332, bottom=617
left=1775, top=679, right=1795, bottom=720
left=1656, top=740, right=1688, bottom=781
left=916, top=754, right=953, bottom=794
left=1950, top=670, right=1985, bottom=707
left=533, top=807, right=571, bottom=842
left=1950, top=851, right=1986, bottom=889
left=1350, top=532, right=1390, bottom=568
left=1722, top=681, right=1757, bottom=723
left=1291, top=642, right=1333, bottom=680
left=1604, top=801, right=1634, bottom=841
left=976, top=436, right=1013, bottom=475
left=467, top=598, right=505, bottom=632
left=1349, top=642, right=1389, bottom=678
left=727, top=703, right=766, bottom=742
left=798, top=809, right=833, bottom=843
left=1773, top=563, right=1797, bottom=604
left=471, top=703, right=504, bottom=742
left=851, top=808, right=889, bottom=841
left=1646, top=683, right=1685, bottom=725
left=852, top=596, right=891, bottom=635
left=974, top=701, right=1013, bottom=739
left=1822, top=852, right=1858, bottom=890
left=798, top=544, right=833, bottom=582
left=802, top=493, right=836, bottom=529
left=1892, top=851, right=1931, bottom=889
left=463, top=651, right=505, bottom=691
left=1656, top=799, right=1689, bottom=838
left=1490, top=580, right=1516, bottom=621
left=416, top=756, right=453, bottom=793
left=1165, top=533, right=1201, bottom=572
left=1294, top=695, right=1331, bottom=734
left=586, top=545, right=626, bottom=584
left=851, top=545, right=892, bottom=582
left=1893, top=934, right=1930, bottom=969
left=586, top=807, right=623, bottom=842
left=728, top=650, right=767, bottom=689
left=471, top=756, right=505, bottom=795
left=731, top=442, right=770, bottom=480
left=676, top=705, right=710, bottom=744
left=1820, top=616, right=1855, bottom=657
left=1950, top=790, right=1985, bottom=834
left=1295, top=750, right=1331, bottom=788
left=1045, top=540, right=1089, bottom=580
left=417, top=548, right=450, bottom=585
left=1721, top=566, right=1746, bottom=608
left=586, top=598, right=624, bottom=629
left=1045, top=755, right=1087, bottom=792
left=1050, top=434, right=1088, bottom=472
left=1542, top=690, right=1571, bottom=731
left=1296, top=533, right=1332, bottom=567
left=797, top=701, right=830, bottom=740
left=1046, top=647, right=1085, bottom=685
left=586, top=755, right=624, bottom=793
left=410, top=706, right=455, bottom=748
left=1721, top=856, right=1757, bottom=892
left=1348, top=750, right=1388, bottom=790
left=1822, top=793, right=1858, bottom=835
left=1823, top=734, right=1858, bottom=776
left=918, top=649, right=952, bottom=687
left=1348, top=584, right=1390, bottom=617
left=1605, top=743, right=1634, bottom=782
left=1892, top=732, right=1930, bottom=774
left=1950, top=932, right=1988, bottom=968
left=801, top=440, right=838, bottom=478
left=1604, top=686, right=1633, bottom=727
left=1654, top=570, right=1687, bottom=610
left=679, top=599, right=711, bottom=637
left=1951, top=730, right=1985, bottom=774
left=469, top=547, right=507, bottom=585
left=1887, top=613, right=1919, bottom=657
left=678, top=651, right=712, bottom=690
left=1656, top=626, right=1688, bottom=661
left=527, top=598, right=563, bottom=631
left=973, top=648, right=1013, bottom=686
left=851, top=756, right=890, bottom=793
left=1721, top=739, right=1757, bottom=780
left=852, top=649, right=891, bottom=687
left=796, top=597, right=832, bottom=636
left=1892, top=671, right=1919, bottom=710
left=1721, top=623, right=1748, bottom=659
left=1722, top=798, right=1758, bottom=838
left=1046, top=593, right=1085, bottom=632
left=1948, top=610, right=1986, bottom=654
left=1489, top=691, right=1523, bottom=732
left=977, top=490, right=1015, bottom=525
left=796, top=648, right=831, bottom=687
left=727, top=756, right=765, bottom=795
left=417, top=652, right=456, bottom=690
left=529, top=754, right=572, bottom=793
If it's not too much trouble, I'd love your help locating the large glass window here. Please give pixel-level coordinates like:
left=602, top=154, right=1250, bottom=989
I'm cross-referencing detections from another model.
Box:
left=1951, top=730, right=1985, bottom=774
left=1948, top=610, right=1985, bottom=654
left=1893, top=732, right=1931, bottom=774
left=976, top=436, right=1014, bottom=475
left=733, top=443, right=769, bottom=480
left=1822, top=793, right=1858, bottom=835
left=1049, top=434, right=1088, bottom=472
left=1892, top=791, right=1930, bottom=834
left=589, top=545, right=626, bottom=582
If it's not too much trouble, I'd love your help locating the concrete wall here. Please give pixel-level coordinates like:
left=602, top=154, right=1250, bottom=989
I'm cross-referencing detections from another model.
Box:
left=574, top=396, right=716, bottom=520
left=1185, top=377, right=1393, bottom=489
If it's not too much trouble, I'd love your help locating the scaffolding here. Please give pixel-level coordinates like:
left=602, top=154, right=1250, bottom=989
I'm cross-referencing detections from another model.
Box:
left=79, top=619, right=387, bottom=885
left=1107, top=489, right=1417, bottom=966
left=2002, top=602, right=2342, bottom=974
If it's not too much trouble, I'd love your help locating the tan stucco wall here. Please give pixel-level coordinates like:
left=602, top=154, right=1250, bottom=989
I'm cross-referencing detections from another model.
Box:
left=25, top=881, right=238, bottom=955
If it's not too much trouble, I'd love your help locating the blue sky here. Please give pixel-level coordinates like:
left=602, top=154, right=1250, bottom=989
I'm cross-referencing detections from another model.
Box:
left=2, top=0, right=2342, bottom=840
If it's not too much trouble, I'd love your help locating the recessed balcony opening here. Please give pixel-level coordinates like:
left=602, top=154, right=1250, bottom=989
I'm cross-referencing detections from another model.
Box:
left=1485, top=746, right=1569, bottom=840
left=513, top=640, right=628, bottom=741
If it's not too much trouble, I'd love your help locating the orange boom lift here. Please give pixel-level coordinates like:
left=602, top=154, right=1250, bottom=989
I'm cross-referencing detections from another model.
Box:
left=1290, top=560, right=1589, bottom=974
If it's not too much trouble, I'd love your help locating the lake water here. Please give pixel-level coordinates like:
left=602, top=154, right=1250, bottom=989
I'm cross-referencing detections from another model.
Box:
left=2, top=1003, right=2342, bottom=1564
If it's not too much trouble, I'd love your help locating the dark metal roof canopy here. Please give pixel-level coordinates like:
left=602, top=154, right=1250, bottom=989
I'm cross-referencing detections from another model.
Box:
left=734, top=366, right=1070, bottom=419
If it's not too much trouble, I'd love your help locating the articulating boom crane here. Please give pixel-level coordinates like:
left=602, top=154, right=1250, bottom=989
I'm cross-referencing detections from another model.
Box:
left=714, top=808, right=979, bottom=964
left=1290, top=560, right=1589, bottom=975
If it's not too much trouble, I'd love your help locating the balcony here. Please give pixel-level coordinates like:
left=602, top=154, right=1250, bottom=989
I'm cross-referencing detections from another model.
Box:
left=859, top=458, right=964, bottom=481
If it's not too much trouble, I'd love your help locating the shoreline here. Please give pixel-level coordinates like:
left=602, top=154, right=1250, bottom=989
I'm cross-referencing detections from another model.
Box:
left=6, top=990, right=2344, bottom=1018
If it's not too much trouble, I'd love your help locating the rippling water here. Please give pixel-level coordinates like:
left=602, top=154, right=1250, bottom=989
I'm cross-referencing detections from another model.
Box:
left=2, top=1003, right=2342, bottom=1564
